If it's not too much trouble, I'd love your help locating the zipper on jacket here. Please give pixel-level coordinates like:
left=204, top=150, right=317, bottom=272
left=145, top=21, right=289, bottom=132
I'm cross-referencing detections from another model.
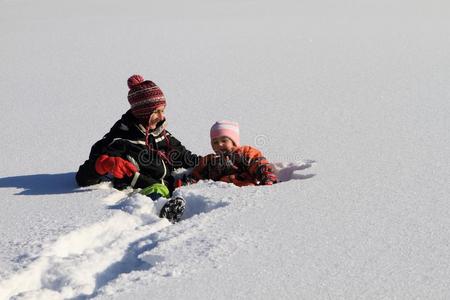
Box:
left=161, top=159, right=167, bottom=184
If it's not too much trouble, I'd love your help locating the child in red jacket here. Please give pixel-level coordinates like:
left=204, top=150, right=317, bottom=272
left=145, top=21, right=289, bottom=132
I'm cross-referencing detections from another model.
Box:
left=191, top=121, right=277, bottom=186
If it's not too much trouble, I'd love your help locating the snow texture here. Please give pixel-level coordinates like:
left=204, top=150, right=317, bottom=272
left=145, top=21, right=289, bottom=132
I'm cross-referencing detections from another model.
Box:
left=1, top=0, right=450, bottom=299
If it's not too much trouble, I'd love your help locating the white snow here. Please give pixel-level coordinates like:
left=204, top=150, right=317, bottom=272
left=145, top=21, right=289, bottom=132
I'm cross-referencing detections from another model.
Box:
left=1, top=0, right=450, bottom=299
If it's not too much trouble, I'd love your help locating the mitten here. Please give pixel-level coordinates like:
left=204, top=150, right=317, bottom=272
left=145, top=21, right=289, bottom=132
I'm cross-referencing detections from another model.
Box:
left=208, top=154, right=238, bottom=180
left=95, top=154, right=137, bottom=179
left=140, top=183, right=170, bottom=200
left=258, top=164, right=278, bottom=185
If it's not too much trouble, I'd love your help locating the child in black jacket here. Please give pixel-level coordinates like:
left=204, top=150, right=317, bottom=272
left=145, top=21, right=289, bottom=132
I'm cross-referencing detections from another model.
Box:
left=76, top=75, right=199, bottom=222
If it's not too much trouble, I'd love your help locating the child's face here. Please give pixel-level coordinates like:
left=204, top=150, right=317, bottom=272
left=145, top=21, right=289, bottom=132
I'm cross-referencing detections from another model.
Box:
left=211, top=136, right=236, bottom=154
left=148, top=105, right=166, bottom=130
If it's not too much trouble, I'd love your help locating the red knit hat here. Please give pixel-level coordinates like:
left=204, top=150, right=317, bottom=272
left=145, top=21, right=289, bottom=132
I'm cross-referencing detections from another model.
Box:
left=127, top=75, right=166, bottom=122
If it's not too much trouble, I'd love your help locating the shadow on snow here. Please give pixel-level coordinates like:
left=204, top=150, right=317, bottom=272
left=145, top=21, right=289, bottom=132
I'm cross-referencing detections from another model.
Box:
left=0, top=172, right=82, bottom=196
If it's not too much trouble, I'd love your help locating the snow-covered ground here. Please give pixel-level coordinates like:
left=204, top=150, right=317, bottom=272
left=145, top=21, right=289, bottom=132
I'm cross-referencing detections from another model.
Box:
left=1, top=0, right=450, bottom=299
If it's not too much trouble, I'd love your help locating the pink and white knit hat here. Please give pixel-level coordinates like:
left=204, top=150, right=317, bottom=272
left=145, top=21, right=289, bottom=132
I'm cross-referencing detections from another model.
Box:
left=210, top=120, right=240, bottom=147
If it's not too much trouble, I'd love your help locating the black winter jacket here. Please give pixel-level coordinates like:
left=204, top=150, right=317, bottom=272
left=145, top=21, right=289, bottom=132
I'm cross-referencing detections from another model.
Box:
left=76, top=110, right=199, bottom=191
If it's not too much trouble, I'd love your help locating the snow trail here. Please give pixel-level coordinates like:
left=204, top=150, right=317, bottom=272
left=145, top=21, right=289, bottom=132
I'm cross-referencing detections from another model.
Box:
left=0, top=192, right=171, bottom=299
left=0, top=161, right=312, bottom=299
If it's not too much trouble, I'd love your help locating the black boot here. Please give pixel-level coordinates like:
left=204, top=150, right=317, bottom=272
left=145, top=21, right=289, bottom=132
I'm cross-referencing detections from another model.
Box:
left=159, top=192, right=186, bottom=223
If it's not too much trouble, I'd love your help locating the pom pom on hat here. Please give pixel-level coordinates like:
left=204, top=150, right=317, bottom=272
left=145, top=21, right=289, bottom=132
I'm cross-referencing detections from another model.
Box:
left=127, top=74, right=145, bottom=88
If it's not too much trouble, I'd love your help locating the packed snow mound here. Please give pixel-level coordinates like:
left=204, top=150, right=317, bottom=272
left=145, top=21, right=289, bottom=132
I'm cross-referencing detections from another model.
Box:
left=0, top=191, right=166, bottom=299
left=0, top=161, right=315, bottom=299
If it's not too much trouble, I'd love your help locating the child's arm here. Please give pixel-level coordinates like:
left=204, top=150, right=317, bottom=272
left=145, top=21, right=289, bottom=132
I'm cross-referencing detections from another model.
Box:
left=240, top=146, right=278, bottom=185
left=191, top=154, right=215, bottom=181
left=192, top=153, right=239, bottom=182
left=166, top=132, right=201, bottom=168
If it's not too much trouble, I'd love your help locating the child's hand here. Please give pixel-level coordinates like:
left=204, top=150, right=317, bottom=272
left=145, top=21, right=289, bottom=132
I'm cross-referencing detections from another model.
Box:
left=261, top=172, right=278, bottom=185
left=207, top=154, right=238, bottom=180
left=95, top=154, right=138, bottom=179
left=258, top=164, right=278, bottom=185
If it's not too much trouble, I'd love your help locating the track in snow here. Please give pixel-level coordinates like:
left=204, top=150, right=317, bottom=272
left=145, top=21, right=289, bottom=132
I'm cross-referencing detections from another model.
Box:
left=0, top=160, right=313, bottom=300
left=0, top=190, right=227, bottom=300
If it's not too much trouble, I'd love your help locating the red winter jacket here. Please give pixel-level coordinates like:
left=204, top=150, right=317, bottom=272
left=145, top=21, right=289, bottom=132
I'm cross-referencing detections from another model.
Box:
left=191, top=146, right=275, bottom=186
